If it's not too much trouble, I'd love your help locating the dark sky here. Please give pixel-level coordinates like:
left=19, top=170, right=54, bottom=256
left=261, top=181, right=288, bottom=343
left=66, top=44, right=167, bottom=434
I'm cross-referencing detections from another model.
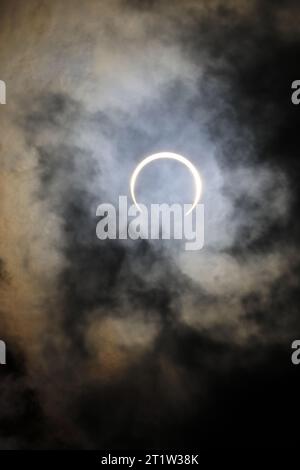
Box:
left=0, top=0, right=300, bottom=449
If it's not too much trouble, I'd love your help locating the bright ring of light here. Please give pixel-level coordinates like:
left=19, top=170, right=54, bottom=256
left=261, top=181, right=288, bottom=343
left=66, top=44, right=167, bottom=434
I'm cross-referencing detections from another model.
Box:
left=130, top=152, right=202, bottom=215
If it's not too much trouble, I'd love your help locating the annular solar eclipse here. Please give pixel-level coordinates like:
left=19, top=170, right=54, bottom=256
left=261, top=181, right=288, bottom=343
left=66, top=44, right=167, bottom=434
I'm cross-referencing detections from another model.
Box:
left=130, top=152, right=202, bottom=215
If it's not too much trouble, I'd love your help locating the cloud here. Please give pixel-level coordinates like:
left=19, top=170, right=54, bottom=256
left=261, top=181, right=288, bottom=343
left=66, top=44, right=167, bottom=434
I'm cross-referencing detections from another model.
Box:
left=0, top=0, right=299, bottom=448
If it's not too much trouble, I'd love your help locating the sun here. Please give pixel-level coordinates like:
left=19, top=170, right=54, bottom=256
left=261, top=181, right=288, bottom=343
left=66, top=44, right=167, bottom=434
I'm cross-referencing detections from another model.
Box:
left=130, top=152, right=202, bottom=215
